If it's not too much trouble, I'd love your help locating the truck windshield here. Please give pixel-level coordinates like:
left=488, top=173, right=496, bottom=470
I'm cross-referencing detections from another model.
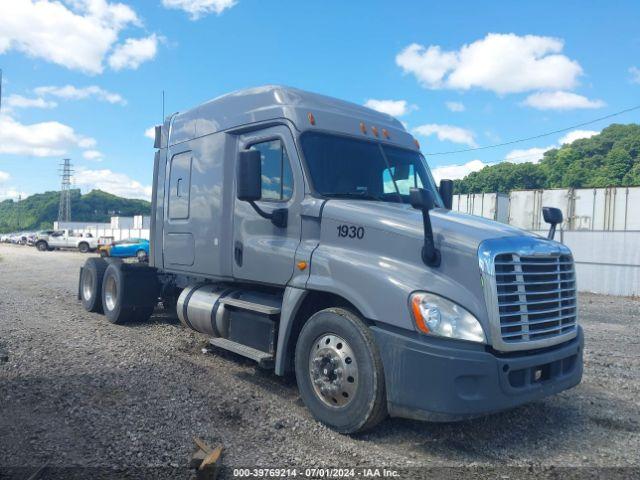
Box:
left=300, top=132, right=442, bottom=206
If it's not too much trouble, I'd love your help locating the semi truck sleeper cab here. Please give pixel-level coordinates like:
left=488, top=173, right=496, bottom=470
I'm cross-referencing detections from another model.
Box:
left=78, top=86, right=583, bottom=433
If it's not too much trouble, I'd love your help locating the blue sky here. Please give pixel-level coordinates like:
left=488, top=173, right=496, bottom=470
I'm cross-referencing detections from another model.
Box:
left=1, top=0, right=639, bottom=200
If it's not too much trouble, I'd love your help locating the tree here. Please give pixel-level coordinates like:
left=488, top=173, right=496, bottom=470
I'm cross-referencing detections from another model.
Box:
left=453, top=124, right=640, bottom=193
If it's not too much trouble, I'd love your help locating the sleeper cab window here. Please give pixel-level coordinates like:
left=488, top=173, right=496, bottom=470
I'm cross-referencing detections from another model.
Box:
left=249, top=139, right=293, bottom=201
left=169, top=152, right=192, bottom=220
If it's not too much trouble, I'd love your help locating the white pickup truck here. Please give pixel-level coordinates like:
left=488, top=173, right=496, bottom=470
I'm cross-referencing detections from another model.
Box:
left=35, top=229, right=98, bottom=253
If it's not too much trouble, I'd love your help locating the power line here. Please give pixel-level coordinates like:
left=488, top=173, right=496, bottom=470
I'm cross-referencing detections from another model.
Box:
left=423, top=104, right=640, bottom=156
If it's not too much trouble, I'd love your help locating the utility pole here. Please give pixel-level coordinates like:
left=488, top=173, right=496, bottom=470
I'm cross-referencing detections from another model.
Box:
left=58, top=159, right=73, bottom=223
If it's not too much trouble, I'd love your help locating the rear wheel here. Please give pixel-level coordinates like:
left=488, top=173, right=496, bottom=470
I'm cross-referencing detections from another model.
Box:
left=136, top=249, right=147, bottom=262
left=295, top=308, right=387, bottom=434
left=80, top=258, right=108, bottom=313
left=78, top=242, right=90, bottom=253
left=101, top=262, right=159, bottom=324
left=36, top=241, right=48, bottom=252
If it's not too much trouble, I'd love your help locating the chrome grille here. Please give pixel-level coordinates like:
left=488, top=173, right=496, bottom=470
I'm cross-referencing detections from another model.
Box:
left=494, top=253, right=577, bottom=344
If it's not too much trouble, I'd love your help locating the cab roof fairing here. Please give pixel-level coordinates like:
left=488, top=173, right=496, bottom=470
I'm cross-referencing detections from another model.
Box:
left=159, top=85, right=417, bottom=150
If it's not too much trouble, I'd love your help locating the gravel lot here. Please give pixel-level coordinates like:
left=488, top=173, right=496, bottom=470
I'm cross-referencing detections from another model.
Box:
left=1, top=244, right=639, bottom=478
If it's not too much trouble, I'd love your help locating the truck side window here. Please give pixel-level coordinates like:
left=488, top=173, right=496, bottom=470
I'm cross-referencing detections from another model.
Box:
left=250, top=139, right=293, bottom=201
left=169, top=152, right=192, bottom=219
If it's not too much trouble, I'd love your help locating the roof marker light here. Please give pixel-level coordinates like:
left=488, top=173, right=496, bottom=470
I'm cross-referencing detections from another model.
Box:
left=307, top=112, right=316, bottom=126
left=360, top=122, right=367, bottom=134
left=414, top=138, right=420, bottom=149
left=382, top=129, right=390, bottom=139
left=371, top=126, right=379, bottom=137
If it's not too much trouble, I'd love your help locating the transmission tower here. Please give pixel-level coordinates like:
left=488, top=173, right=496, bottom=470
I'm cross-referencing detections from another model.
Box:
left=58, top=159, right=73, bottom=222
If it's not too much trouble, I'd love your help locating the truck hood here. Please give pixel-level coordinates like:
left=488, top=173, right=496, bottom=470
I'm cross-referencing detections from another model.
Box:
left=321, top=199, right=534, bottom=253
left=314, top=199, right=539, bottom=335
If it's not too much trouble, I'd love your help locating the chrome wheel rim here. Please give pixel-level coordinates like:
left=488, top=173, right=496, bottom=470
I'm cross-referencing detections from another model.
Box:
left=81, top=270, right=93, bottom=301
left=308, top=334, right=358, bottom=408
left=104, top=275, right=117, bottom=312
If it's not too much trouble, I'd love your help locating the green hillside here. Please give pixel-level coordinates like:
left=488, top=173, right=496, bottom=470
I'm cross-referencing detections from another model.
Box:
left=0, top=189, right=151, bottom=233
left=454, top=124, right=640, bottom=193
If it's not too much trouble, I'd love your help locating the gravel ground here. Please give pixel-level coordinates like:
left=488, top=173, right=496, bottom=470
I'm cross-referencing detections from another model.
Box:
left=0, top=244, right=639, bottom=478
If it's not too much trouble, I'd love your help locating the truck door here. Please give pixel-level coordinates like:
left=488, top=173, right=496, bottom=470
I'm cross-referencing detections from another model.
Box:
left=49, top=231, right=64, bottom=248
left=66, top=230, right=78, bottom=248
left=233, top=126, right=303, bottom=285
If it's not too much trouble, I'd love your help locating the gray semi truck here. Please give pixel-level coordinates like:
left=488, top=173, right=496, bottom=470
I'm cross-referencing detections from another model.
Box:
left=78, top=86, right=583, bottom=433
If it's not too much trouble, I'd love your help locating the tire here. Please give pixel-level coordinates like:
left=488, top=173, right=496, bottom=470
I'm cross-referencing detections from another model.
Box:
left=80, top=258, right=108, bottom=313
left=78, top=242, right=90, bottom=253
left=294, top=307, right=387, bottom=434
left=101, top=262, right=159, bottom=325
left=136, top=249, right=147, bottom=262
left=36, top=241, right=48, bottom=252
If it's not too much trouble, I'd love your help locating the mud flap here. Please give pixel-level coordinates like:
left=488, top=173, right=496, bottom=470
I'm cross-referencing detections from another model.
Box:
left=77, top=266, right=84, bottom=301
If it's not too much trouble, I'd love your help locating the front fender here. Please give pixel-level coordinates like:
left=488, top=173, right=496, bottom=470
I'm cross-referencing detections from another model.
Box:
left=306, top=233, right=489, bottom=333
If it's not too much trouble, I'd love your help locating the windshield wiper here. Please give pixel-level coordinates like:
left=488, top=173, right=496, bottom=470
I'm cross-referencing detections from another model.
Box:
left=322, top=192, right=387, bottom=201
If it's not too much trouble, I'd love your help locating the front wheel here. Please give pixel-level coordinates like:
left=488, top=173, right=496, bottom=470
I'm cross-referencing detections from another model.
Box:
left=78, top=242, right=90, bottom=253
left=36, top=241, right=48, bottom=252
left=295, top=308, right=387, bottom=434
left=136, top=249, right=147, bottom=262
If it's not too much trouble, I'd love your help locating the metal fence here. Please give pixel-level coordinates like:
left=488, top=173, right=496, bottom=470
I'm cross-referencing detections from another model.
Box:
left=531, top=230, right=640, bottom=297
left=454, top=186, right=640, bottom=231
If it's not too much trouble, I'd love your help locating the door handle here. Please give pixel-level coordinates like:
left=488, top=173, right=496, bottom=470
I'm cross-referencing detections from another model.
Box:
left=234, top=241, right=243, bottom=267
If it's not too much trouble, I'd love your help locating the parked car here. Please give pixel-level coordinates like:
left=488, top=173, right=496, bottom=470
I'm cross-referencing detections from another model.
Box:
left=35, top=229, right=98, bottom=253
left=26, top=233, right=37, bottom=246
left=99, top=238, right=149, bottom=261
left=11, top=233, right=28, bottom=245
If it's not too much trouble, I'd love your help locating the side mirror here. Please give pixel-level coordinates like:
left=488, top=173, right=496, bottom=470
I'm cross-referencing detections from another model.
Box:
left=409, top=188, right=441, bottom=267
left=236, top=149, right=288, bottom=229
left=439, top=179, right=454, bottom=210
left=409, top=187, right=435, bottom=210
left=237, top=149, right=262, bottom=202
left=542, top=207, right=563, bottom=240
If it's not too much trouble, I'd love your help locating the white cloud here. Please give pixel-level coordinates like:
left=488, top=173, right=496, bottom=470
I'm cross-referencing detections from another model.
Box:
left=144, top=126, right=156, bottom=139
left=559, top=129, right=599, bottom=145
left=364, top=99, right=416, bottom=117
left=396, top=33, right=582, bottom=95
left=505, top=146, right=555, bottom=164
left=629, top=66, right=640, bottom=84
left=445, top=101, right=465, bottom=112
left=503, top=129, right=600, bottom=165
left=413, top=124, right=477, bottom=147
left=0, top=188, right=28, bottom=202
left=431, top=159, right=487, bottom=183
left=5, top=94, right=57, bottom=109
left=0, top=113, right=95, bottom=157
left=108, top=34, right=159, bottom=71
left=0, top=0, right=143, bottom=74
left=35, top=85, right=126, bottom=105
left=0, top=171, right=10, bottom=182
left=162, top=0, right=237, bottom=19
left=74, top=168, right=152, bottom=200
left=82, top=150, right=104, bottom=161
left=522, top=91, right=605, bottom=110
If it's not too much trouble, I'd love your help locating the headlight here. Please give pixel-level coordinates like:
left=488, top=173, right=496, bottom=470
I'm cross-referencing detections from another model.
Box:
left=409, top=292, right=486, bottom=343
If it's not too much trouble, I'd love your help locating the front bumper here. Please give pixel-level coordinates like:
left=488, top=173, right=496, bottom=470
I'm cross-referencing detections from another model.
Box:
left=372, top=325, right=583, bottom=421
